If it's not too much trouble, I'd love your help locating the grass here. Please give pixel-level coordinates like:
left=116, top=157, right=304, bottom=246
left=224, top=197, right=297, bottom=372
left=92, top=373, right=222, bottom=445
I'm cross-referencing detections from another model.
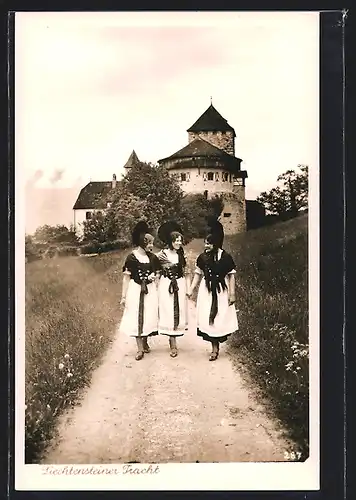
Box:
left=25, top=253, right=126, bottom=463
left=224, top=214, right=309, bottom=459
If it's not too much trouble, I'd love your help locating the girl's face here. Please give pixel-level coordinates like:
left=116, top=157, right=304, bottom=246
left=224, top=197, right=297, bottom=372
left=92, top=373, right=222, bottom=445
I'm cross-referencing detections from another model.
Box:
left=143, top=234, right=154, bottom=252
left=204, top=239, right=214, bottom=253
left=172, top=235, right=183, bottom=251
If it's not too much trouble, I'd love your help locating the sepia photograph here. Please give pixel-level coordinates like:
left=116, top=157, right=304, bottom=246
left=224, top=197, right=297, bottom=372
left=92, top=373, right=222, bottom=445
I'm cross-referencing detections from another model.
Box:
left=15, top=11, right=319, bottom=491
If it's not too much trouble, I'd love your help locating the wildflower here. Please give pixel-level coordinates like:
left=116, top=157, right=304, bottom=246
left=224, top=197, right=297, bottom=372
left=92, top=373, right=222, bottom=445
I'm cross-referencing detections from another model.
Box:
left=64, top=354, right=70, bottom=359
left=46, top=404, right=51, bottom=410
left=265, top=371, right=269, bottom=374
left=58, top=363, right=64, bottom=370
left=296, top=366, right=301, bottom=371
left=67, top=372, right=73, bottom=378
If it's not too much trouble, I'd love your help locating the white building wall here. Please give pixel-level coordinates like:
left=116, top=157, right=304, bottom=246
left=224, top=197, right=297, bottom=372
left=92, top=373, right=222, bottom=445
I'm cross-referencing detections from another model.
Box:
left=73, top=208, right=107, bottom=238
left=169, top=167, right=239, bottom=196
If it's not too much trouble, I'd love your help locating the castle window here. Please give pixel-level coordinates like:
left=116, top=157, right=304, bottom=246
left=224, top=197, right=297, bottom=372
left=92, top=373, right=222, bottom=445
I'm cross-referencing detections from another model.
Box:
left=223, top=213, right=232, bottom=218
left=215, top=172, right=220, bottom=181
left=207, top=172, right=214, bottom=181
left=233, top=177, right=243, bottom=186
left=222, top=172, right=229, bottom=182
left=180, top=173, right=187, bottom=182
left=86, top=211, right=92, bottom=220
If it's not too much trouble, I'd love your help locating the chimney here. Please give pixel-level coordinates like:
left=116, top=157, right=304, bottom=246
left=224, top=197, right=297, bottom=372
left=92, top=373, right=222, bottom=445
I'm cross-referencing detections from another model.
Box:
left=112, top=173, right=117, bottom=189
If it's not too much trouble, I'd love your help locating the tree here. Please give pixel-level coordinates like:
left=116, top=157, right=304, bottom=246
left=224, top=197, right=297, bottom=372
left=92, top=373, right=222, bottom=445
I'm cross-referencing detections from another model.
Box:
left=33, top=224, right=79, bottom=245
left=257, top=165, right=308, bottom=217
left=179, top=194, right=224, bottom=239
left=120, top=162, right=184, bottom=229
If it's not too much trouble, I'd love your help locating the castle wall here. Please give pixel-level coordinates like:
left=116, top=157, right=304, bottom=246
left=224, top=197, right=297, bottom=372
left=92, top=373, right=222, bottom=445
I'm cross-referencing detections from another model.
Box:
left=168, top=165, right=246, bottom=234
left=169, top=166, right=237, bottom=195
left=220, top=188, right=247, bottom=235
left=188, top=131, right=235, bottom=156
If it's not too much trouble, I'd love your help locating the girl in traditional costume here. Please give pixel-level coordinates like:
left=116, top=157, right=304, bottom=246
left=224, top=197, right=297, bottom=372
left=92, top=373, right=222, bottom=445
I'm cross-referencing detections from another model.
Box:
left=156, top=221, right=190, bottom=357
left=119, top=221, right=161, bottom=360
left=187, top=217, right=238, bottom=361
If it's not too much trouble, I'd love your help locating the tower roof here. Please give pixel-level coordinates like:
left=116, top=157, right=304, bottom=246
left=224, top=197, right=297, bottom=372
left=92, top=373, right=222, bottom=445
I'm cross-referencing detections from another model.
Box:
left=159, top=137, right=235, bottom=162
left=187, top=104, right=236, bottom=136
left=123, top=150, right=140, bottom=169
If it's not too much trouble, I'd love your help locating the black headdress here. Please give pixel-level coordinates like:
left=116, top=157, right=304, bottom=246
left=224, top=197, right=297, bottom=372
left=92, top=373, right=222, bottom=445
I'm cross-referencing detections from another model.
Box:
left=158, top=220, right=183, bottom=246
left=206, top=216, right=224, bottom=248
left=131, top=220, right=151, bottom=247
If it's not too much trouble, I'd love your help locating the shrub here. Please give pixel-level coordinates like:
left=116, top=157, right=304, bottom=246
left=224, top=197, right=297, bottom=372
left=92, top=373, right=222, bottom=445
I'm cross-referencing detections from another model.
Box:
left=80, top=238, right=131, bottom=255
left=25, top=254, right=125, bottom=463
left=33, top=224, right=79, bottom=246
left=56, top=246, right=80, bottom=257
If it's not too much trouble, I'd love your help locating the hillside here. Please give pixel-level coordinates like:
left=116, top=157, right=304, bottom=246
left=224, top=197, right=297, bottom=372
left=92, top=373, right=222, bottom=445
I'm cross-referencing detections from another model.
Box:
left=225, top=214, right=309, bottom=455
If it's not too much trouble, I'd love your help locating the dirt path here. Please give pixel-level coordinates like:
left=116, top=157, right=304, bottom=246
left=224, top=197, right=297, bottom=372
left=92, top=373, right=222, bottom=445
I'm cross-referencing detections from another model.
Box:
left=43, top=270, right=291, bottom=464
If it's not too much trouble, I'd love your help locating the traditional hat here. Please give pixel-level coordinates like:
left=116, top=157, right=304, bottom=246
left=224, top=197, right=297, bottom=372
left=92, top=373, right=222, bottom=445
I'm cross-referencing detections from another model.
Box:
left=158, top=220, right=183, bottom=246
left=206, top=215, right=224, bottom=248
left=131, top=220, right=151, bottom=246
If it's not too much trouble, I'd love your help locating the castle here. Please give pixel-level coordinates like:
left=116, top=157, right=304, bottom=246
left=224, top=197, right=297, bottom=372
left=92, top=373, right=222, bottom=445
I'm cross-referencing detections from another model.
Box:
left=73, top=103, right=259, bottom=237
left=158, top=103, right=248, bottom=235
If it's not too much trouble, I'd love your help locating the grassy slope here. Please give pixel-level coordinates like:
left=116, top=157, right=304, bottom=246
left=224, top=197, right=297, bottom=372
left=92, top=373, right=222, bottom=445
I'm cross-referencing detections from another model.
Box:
left=25, top=254, right=126, bottom=463
left=224, top=214, right=309, bottom=458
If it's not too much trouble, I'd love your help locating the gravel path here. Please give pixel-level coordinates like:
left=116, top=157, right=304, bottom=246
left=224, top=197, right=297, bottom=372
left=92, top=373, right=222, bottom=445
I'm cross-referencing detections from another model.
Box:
left=43, top=301, right=290, bottom=464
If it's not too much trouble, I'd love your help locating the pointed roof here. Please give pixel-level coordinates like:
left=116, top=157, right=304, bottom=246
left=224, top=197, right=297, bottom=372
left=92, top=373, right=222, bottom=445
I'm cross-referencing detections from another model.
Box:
left=187, top=104, right=236, bottom=136
left=123, top=150, right=140, bottom=169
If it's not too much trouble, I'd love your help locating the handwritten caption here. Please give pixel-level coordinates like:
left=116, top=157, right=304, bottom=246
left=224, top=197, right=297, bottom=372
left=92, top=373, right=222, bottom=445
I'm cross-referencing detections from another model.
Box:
left=42, top=464, right=160, bottom=476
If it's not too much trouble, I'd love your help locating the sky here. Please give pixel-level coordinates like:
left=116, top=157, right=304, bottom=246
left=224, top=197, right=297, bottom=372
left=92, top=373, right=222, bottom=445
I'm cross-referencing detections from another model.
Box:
left=15, top=11, right=319, bottom=232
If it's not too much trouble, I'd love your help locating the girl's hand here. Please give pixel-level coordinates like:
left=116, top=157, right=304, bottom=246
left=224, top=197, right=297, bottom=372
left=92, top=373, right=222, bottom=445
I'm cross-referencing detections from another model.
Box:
left=120, top=297, right=126, bottom=306
left=228, top=295, right=236, bottom=306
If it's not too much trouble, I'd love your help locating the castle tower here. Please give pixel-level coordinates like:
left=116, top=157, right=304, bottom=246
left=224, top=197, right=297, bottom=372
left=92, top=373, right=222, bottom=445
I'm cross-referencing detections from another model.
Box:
left=158, top=103, right=248, bottom=235
left=187, top=103, right=235, bottom=156
left=123, top=150, right=140, bottom=176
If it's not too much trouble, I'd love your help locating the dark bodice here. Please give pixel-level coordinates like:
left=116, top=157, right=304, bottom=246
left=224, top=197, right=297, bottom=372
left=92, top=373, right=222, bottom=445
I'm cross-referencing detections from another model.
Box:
left=123, top=252, right=161, bottom=285
left=157, top=250, right=185, bottom=280
left=161, top=263, right=184, bottom=280
left=196, top=250, right=236, bottom=293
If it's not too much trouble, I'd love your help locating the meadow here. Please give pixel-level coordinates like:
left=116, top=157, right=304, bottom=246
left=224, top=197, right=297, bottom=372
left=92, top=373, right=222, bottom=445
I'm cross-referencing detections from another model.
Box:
left=25, top=214, right=309, bottom=462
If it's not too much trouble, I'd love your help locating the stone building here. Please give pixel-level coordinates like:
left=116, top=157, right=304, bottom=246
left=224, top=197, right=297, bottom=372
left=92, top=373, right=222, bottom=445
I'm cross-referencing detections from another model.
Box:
left=158, top=103, right=248, bottom=235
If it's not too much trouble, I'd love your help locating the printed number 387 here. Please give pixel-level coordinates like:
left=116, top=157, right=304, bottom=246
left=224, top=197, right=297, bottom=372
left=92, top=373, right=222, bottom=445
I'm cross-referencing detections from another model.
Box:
left=284, top=451, right=302, bottom=460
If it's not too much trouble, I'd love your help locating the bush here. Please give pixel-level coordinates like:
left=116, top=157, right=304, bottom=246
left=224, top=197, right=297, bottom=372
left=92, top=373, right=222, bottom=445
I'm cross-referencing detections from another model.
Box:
left=56, top=246, right=80, bottom=257
left=225, top=216, right=309, bottom=458
left=33, top=224, right=79, bottom=246
left=80, top=238, right=131, bottom=255
left=25, top=254, right=125, bottom=463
